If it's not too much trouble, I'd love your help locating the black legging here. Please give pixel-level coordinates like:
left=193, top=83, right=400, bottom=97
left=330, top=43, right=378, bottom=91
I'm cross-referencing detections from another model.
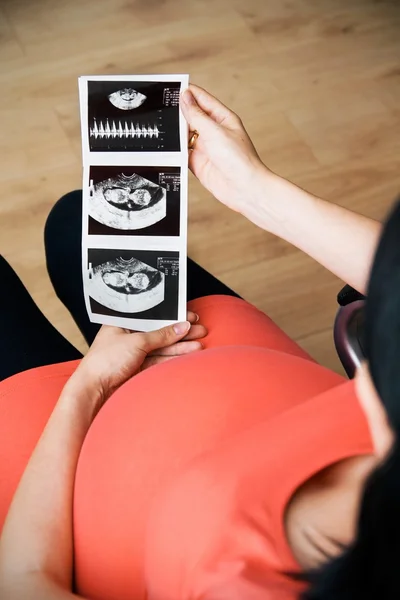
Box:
left=0, top=190, right=240, bottom=382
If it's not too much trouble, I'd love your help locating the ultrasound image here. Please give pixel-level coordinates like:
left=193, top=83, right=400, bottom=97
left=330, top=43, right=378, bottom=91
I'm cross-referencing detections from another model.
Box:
left=88, top=80, right=181, bottom=152
left=88, top=256, right=165, bottom=314
left=108, top=88, right=147, bottom=110
left=87, top=249, right=180, bottom=320
left=88, top=165, right=181, bottom=236
left=90, top=173, right=166, bottom=231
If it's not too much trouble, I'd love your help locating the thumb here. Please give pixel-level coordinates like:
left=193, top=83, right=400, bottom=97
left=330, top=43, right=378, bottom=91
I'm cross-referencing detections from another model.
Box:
left=180, top=88, right=211, bottom=131
left=138, top=321, right=191, bottom=354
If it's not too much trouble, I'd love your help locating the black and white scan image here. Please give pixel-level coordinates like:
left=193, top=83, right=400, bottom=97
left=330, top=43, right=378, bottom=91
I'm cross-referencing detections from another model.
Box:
left=87, top=249, right=179, bottom=321
left=87, top=80, right=182, bottom=152
left=88, top=166, right=181, bottom=236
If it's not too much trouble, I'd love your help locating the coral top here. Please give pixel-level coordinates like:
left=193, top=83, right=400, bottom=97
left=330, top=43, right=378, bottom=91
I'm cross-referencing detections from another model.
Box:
left=0, top=296, right=373, bottom=600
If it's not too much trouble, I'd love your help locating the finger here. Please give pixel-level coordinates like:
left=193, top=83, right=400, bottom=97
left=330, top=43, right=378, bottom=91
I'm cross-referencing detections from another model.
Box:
left=149, top=340, right=203, bottom=357
left=135, top=321, right=191, bottom=354
left=147, top=325, right=206, bottom=355
left=182, top=323, right=207, bottom=341
left=180, top=87, right=214, bottom=133
left=141, top=356, right=176, bottom=371
left=187, top=310, right=200, bottom=324
left=189, top=84, right=238, bottom=127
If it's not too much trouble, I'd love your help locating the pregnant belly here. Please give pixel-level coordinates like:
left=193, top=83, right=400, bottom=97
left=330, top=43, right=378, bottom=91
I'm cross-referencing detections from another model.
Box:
left=72, top=345, right=341, bottom=600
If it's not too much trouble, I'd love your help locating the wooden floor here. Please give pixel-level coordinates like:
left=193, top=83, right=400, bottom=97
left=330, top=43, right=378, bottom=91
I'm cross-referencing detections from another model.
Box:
left=1, top=0, right=399, bottom=372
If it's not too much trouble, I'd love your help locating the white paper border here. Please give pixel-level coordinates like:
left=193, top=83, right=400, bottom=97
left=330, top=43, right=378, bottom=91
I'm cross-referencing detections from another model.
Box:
left=79, top=74, right=189, bottom=331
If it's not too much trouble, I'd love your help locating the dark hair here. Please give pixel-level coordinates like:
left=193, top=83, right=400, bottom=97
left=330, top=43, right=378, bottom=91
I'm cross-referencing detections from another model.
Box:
left=303, top=198, right=400, bottom=599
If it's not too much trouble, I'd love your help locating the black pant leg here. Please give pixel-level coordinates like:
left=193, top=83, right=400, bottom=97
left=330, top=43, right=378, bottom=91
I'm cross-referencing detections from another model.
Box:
left=186, top=258, right=241, bottom=302
left=44, top=191, right=241, bottom=346
left=0, top=256, right=82, bottom=382
left=44, top=190, right=101, bottom=346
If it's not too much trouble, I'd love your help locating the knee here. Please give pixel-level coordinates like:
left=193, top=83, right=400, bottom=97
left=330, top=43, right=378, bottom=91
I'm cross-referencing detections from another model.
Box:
left=44, top=190, right=83, bottom=241
left=0, top=255, right=11, bottom=271
left=0, top=255, right=21, bottom=285
left=44, top=190, right=82, bottom=266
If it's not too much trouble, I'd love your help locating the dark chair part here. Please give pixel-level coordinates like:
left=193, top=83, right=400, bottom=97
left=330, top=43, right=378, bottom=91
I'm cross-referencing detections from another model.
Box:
left=333, top=300, right=366, bottom=378
left=337, top=284, right=366, bottom=307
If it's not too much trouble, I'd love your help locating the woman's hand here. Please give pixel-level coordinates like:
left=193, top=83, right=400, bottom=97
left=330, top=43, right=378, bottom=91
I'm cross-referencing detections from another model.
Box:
left=67, top=311, right=206, bottom=410
left=141, top=311, right=206, bottom=370
left=180, top=84, right=269, bottom=216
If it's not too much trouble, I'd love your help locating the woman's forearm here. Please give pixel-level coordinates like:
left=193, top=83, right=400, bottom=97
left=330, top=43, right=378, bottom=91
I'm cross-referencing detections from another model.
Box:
left=1, top=574, right=83, bottom=600
left=246, top=170, right=382, bottom=295
left=0, top=376, right=98, bottom=597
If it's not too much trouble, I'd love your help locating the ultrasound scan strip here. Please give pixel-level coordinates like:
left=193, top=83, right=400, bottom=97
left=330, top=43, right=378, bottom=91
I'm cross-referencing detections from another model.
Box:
left=79, top=74, right=189, bottom=331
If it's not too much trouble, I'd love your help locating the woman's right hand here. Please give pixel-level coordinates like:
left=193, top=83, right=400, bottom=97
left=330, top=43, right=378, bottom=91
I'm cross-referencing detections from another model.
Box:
left=180, top=84, right=269, bottom=216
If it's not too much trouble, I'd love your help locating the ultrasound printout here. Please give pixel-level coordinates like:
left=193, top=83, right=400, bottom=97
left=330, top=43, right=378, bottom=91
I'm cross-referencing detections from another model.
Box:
left=79, top=74, right=189, bottom=331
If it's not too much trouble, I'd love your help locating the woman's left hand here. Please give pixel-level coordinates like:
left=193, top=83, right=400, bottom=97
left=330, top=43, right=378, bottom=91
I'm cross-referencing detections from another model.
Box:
left=142, top=311, right=206, bottom=370
left=68, top=311, right=206, bottom=410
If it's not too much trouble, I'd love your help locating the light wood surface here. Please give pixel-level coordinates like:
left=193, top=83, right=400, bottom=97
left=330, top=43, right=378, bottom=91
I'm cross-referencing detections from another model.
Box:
left=0, top=0, right=399, bottom=372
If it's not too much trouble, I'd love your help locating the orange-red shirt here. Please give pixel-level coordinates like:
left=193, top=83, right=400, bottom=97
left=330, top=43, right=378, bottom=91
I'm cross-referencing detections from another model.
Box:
left=0, top=296, right=373, bottom=600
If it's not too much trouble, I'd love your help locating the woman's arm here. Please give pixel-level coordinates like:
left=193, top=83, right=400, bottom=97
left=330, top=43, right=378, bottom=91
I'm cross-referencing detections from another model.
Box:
left=245, top=172, right=381, bottom=296
left=0, top=317, right=205, bottom=599
left=180, top=85, right=382, bottom=295
left=0, top=380, right=97, bottom=600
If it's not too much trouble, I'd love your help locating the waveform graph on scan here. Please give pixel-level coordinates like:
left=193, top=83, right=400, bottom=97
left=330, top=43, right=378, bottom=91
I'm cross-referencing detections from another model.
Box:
left=87, top=81, right=181, bottom=152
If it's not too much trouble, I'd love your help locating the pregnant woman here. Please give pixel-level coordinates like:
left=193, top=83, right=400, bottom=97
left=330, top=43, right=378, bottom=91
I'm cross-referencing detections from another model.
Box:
left=0, top=85, right=398, bottom=600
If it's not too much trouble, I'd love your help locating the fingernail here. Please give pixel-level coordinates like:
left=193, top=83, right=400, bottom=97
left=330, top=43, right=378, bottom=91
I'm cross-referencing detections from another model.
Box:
left=190, top=341, right=203, bottom=351
left=194, top=313, right=200, bottom=323
left=173, top=321, right=190, bottom=335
